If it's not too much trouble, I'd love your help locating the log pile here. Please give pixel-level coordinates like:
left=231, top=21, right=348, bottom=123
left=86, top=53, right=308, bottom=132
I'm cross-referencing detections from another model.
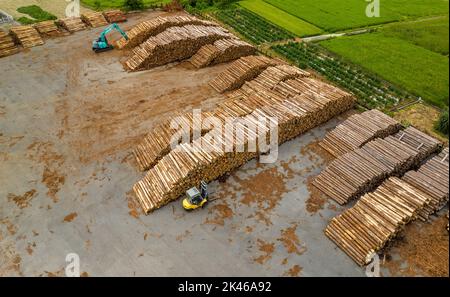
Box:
left=133, top=77, right=355, bottom=213
left=133, top=111, right=213, bottom=171
left=313, top=127, right=442, bottom=205
left=190, top=38, right=255, bottom=69
left=189, top=44, right=220, bottom=68
left=81, top=12, right=109, bottom=28
left=212, top=38, right=255, bottom=65
left=393, top=127, right=441, bottom=160
left=209, top=55, right=282, bottom=93
left=319, top=109, right=402, bottom=157
left=33, top=21, right=61, bottom=37
left=116, top=15, right=218, bottom=49
left=9, top=26, right=44, bottom=48
left=234, top=65, right=310, bottom=97
left=58, top=17, right=87, bottom=33
left=125, top=25, right=232, bottom=71
left=325, top=177, right=431, bottom=266
left=0, top=30, right=19, bottom=58
left=103, top=10, right=127, bottom=23
left=402, top=147, right=449, bottom=219
left=133, top=72, right=352, bottom=173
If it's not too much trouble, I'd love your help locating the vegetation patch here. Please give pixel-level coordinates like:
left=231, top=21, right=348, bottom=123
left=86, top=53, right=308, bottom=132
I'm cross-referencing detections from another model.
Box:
left=238, top=0, right=321, bottom=37
left=320, top=33, right=449, bottom=108
left=381, top=16, right=449, bottom=55
left=16, top=5, right=57, bottom=24
left=435, top=109, right=449, bottom=136
left=81, top=0, right=171, bottom=10
left=265, top=0, right=449, bottom=32
left=214, top=7, right=294, bottom=44
left=393, top=103, right=448, bottom=143
left=271, top=42, right=412, bottom=109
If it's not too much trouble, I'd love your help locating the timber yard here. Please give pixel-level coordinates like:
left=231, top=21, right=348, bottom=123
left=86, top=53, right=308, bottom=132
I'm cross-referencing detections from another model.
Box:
left=0, top=1, right=448, bottom=277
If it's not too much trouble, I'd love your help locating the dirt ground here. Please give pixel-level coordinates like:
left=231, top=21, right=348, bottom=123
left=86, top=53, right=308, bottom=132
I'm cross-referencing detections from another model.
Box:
left=0, top=10, right=448, bottom=277
left=393, top=103, right=448, bottom=145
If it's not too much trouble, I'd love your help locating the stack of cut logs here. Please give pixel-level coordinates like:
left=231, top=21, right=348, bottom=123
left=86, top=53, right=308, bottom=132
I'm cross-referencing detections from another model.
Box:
left=33, top=20, right=61, bottom=37
left=116, top=15, right=217, bottom=49
left=190, top=44, right=220, bottom=68
left=402, top=147, right=449, bottom=219
left=125, top=25, right=232, bottom=71
left=0, top=31, right=19, bottom=58
left=133, top=111, right=213, bottom=171
left=393, top=126, right=441, bottom=160
left=103, top=10, right=127, bottom=23
left=209, top=55, right=282, bottom=93
left=133, top=74, right=355, bottom=213
left=319, top=109, right=402, bottom=157
left=233, top=64, right=310, bottom=97
left=10, top=26, right=44, bottom=48
left=81, top=12, right=109, bottom=28
left=133, top=67, right=321, bottom=172
left=190, top=38, right=255, bottom=68
left=58, top=17, right=87, bottom=33
left=313, top=127, right=442, bottom=205
left=325, top=176, right=431, bottom=266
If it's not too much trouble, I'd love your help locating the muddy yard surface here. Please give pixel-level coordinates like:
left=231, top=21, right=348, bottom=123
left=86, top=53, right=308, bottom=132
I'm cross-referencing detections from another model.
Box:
left=0, top=11, right=447, bottom=277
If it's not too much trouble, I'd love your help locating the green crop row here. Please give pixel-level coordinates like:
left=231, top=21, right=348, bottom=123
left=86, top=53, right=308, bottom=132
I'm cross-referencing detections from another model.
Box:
left=271, top=42, right=415, bottom=109
left=214, top=7, right=294, bottom=45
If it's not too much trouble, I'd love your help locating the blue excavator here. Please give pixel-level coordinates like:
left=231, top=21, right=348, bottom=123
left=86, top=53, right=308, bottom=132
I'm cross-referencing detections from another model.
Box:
left=92, top=23, right=128, bottom=53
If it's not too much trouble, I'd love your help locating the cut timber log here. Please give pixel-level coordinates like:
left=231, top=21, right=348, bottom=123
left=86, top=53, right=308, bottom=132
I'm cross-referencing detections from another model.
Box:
left=33, top=20, right=61, bottom=37
left=103, top=10, right=127, bottom=23
left=320, top=109, right=402, bottom=158
left=116, top=15, right=218, bottom=49
left=125, top=25, right=233, bottom=71
left=313, top=127, right=442, bottom=205
left=9, top=26, right=44, bottom=48
left=81, top=12, right=109, bottom=28
left=209, top=55, right=283, bottom=93
left=58, top=17, right=87, bottom=33
left=0, top=30, right=19, bottom=58
left=325, top=176, right=431, bottom=266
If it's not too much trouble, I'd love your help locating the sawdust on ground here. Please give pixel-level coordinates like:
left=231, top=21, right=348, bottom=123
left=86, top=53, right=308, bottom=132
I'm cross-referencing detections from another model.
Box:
left=253, top=239, right=275, bottom=265
left=277, top=224, right=306, bottom=255
left=382, top=214, right=449, bottom=277
left=305, top=176, right=328, bottom=214
left=205, top=203, right=234, bottom=226
left=7, top=189, right=37, bottom=209
left=283, top=264, right=302, bottom=277
left=63, top=212, right=78, bottom=223
left=236, top=167, right=288, bottom=226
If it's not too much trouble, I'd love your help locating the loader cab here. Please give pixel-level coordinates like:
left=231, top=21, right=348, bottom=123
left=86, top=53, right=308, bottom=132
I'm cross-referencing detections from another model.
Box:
left=182, top=182, right=208, bottom=211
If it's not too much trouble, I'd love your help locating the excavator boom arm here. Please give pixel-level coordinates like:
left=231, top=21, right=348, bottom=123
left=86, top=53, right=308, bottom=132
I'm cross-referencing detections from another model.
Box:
left=98, top=23, right=128, bottom=43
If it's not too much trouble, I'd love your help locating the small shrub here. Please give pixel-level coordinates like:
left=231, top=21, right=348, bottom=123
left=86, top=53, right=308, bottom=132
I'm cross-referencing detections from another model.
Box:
left=17, top=5, right=57, bottom=22
left=125, top=0, right=144, bottom=11
left=93, top=0, right=102, bottom=10
left=435, top=110, right=449, bottom=136
left=17, top=17, right=37, bottom=25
